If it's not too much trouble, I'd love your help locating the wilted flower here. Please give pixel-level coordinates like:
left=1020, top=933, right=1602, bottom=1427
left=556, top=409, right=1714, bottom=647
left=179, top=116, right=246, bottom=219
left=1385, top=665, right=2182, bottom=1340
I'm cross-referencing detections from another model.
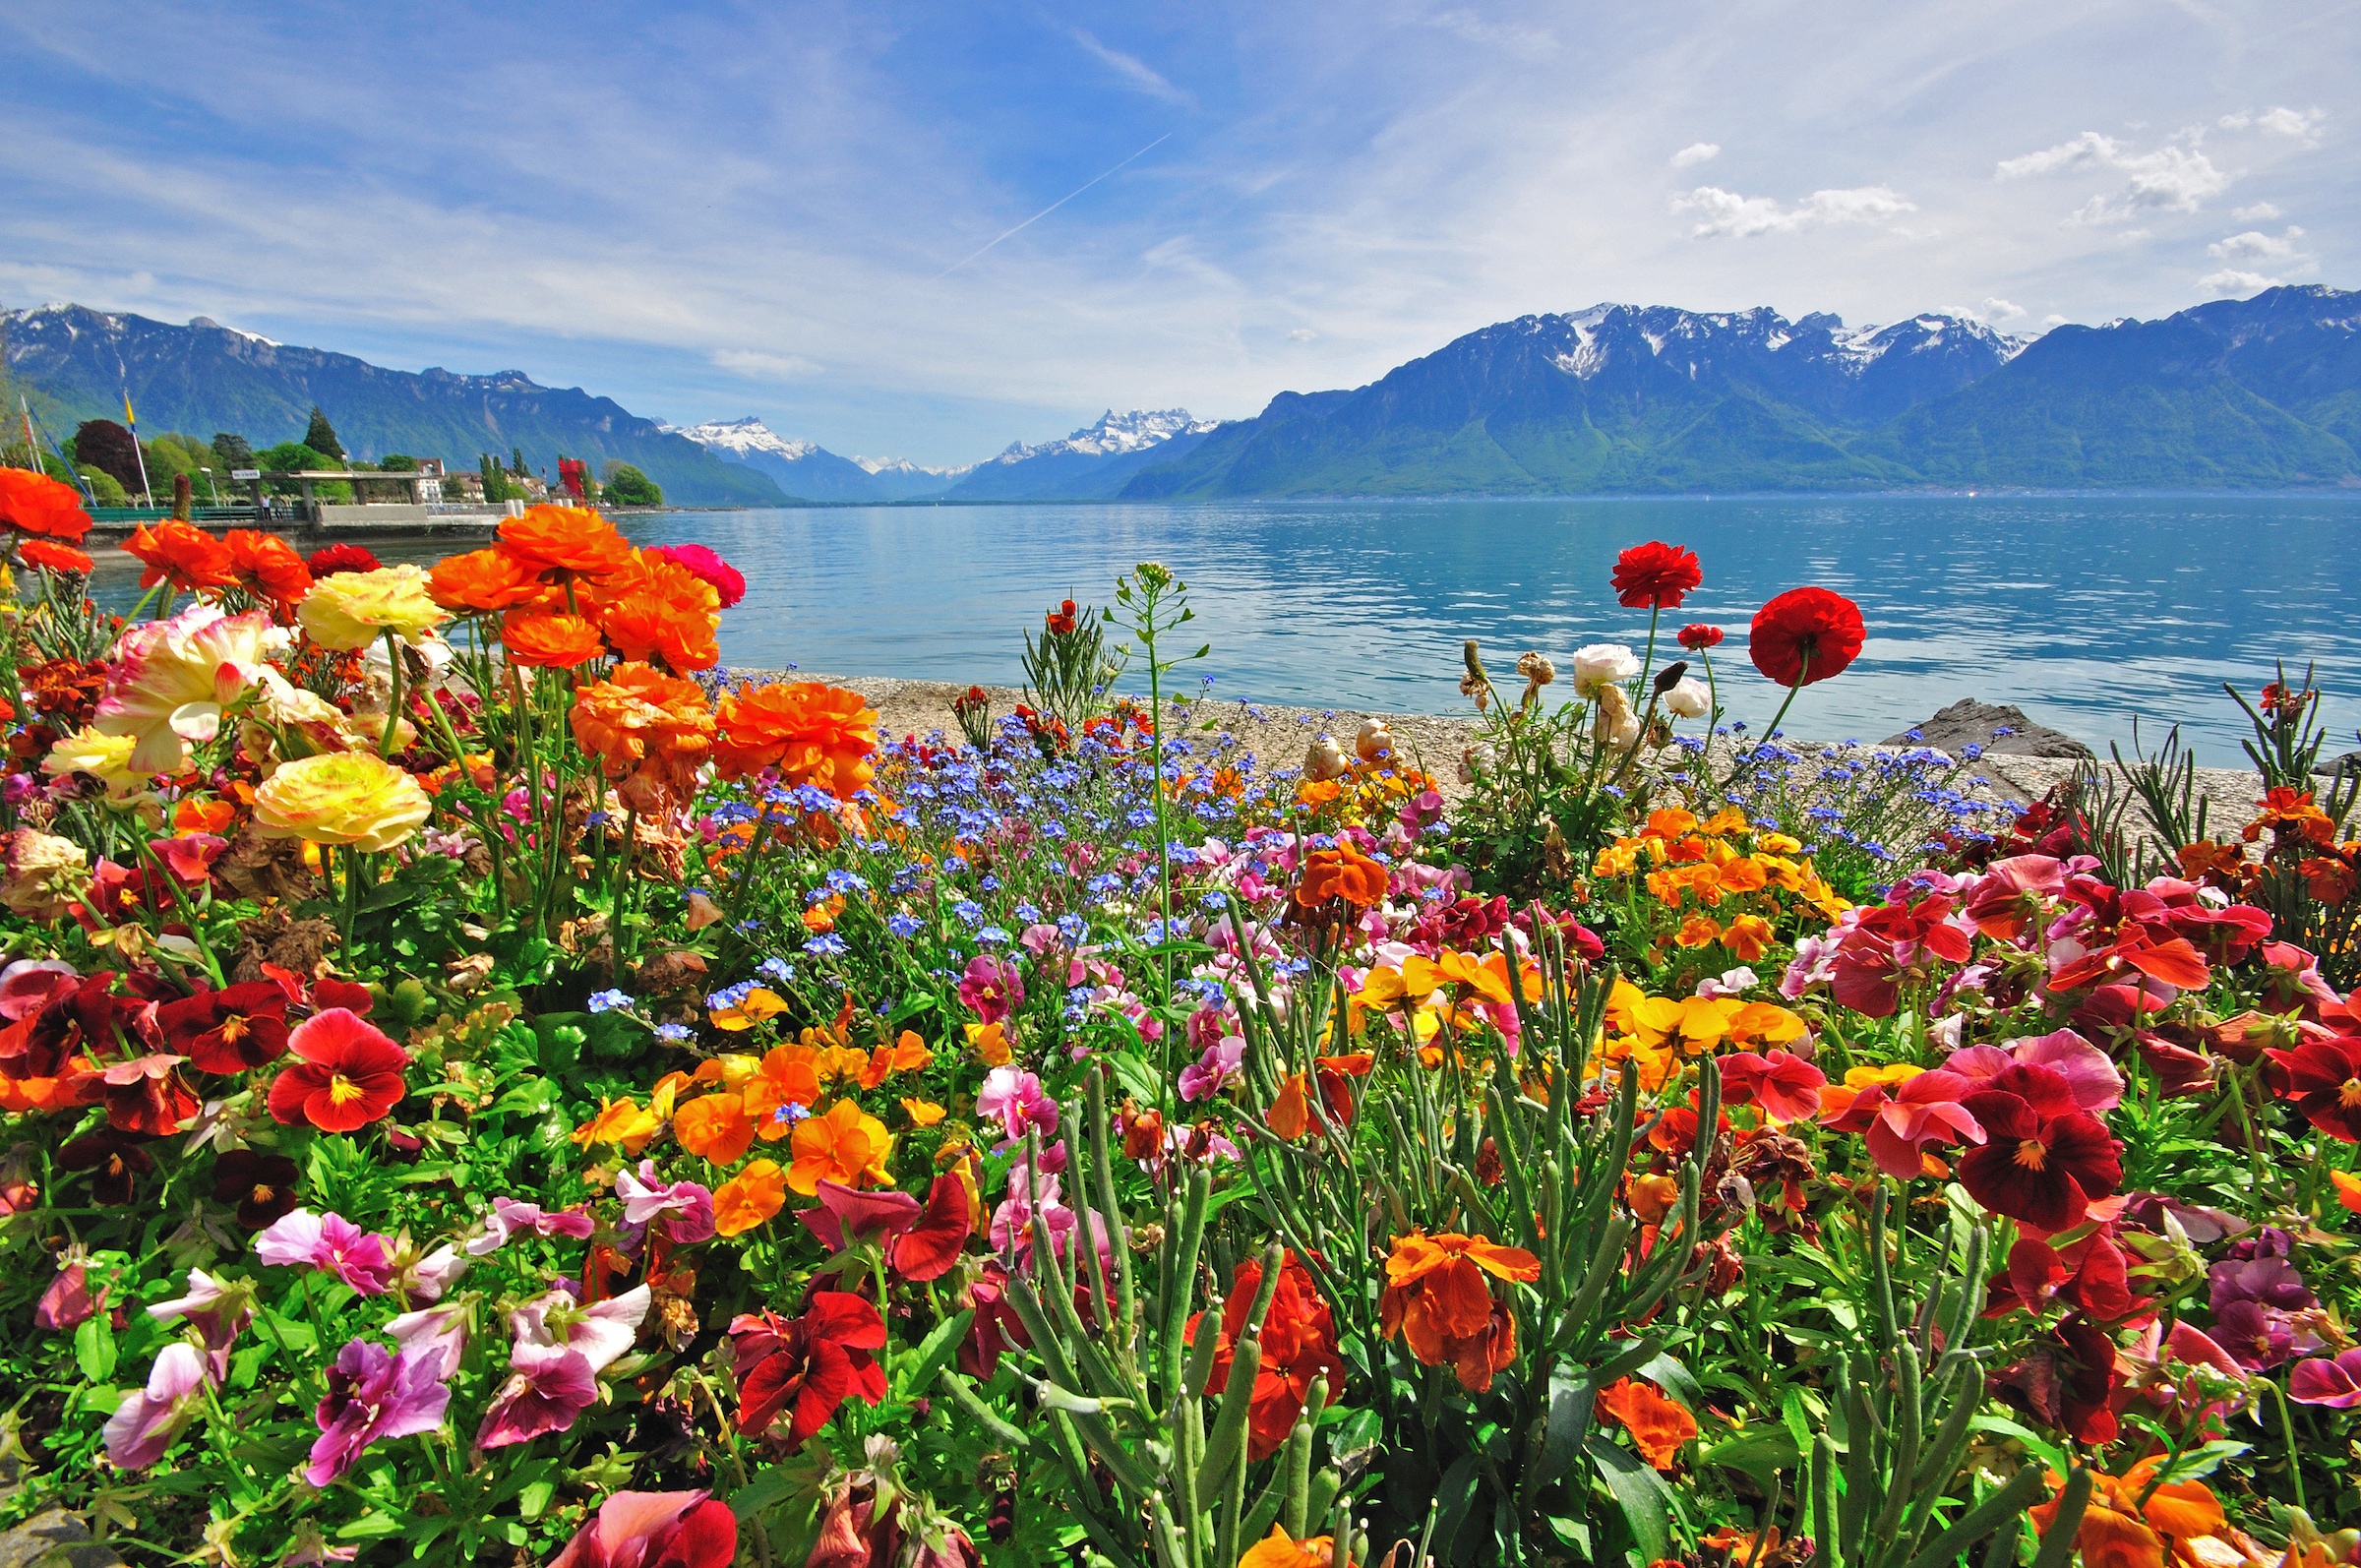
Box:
left=1302, top=736, right=1349, bottom=781
left=0, top=827, right=90, bottom=920
left=1354, top=717, right=1394, bottom=762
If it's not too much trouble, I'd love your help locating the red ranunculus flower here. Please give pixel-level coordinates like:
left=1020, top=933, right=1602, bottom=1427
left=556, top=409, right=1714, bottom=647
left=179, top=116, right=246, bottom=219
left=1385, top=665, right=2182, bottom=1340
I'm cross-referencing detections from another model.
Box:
left=160, top=982, right=291, bottom=1075
left=2263, top=1034, right=2361, bottom=1142
left=1957, top=1071, right=2122, bottom=1232
left=1610, top=541, right=1702, bottom=609
left=730, top=1292, right=888, bottom=1446
left=267, top=1008, right=410, bottom=1133
left=647, top=543, right=747, bottom=609
left=1748, top=586, right=1865, bottom=687
left=306, top=543, right=382, bottom=577
left=1676, top=623, right=1724, bottom=650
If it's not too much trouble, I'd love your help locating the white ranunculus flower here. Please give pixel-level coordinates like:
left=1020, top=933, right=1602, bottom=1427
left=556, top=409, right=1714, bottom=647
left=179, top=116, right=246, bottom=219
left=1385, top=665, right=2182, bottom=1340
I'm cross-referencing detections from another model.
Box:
left=1570, top=643, right=1639, bottom=699
left=1665, top=676, right=1711, bottom=718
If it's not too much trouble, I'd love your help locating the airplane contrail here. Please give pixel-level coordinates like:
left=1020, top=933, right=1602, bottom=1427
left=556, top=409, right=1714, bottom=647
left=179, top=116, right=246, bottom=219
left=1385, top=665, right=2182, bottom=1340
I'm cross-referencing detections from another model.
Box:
left=935, top=132, right=1173, bottom=279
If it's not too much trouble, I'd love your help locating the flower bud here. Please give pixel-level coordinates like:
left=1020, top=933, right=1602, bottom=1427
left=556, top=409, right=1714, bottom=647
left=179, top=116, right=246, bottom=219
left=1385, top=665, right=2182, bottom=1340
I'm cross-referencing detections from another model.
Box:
left=1303, top=737, right=1350, bottom=781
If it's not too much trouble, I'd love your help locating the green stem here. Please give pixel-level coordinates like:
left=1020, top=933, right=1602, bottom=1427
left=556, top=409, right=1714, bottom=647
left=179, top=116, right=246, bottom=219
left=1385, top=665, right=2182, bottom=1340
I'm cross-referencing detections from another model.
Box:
left=378, top=631, right=405, bottom=756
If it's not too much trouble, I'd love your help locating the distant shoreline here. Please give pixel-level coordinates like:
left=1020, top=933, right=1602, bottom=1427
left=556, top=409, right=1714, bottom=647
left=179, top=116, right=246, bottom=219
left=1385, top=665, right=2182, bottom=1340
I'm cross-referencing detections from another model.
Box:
left=648, top=486, right=2361, bottom=511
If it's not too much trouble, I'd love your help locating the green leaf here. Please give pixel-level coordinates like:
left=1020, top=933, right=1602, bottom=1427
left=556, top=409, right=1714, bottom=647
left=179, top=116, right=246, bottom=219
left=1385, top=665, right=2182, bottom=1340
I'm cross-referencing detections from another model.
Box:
left=1430, top=1453, right=1484, bottom=1565
left=1587, top=1436, right=1674, bottom=1564
left=896, top=1309, right=974, bottom=1401
left=1702, top=1426, right=1799, bottom=1490
left=335, top=1511, right=412, bottom=1539
left=1636, top=1352, right=1705, bottom=1411
left=1534, top=1368, right=1591, bottom=1491
left=1968, top=1415, right=2068, bottom=1477
left=73, top=1313, right=117, bottom=1383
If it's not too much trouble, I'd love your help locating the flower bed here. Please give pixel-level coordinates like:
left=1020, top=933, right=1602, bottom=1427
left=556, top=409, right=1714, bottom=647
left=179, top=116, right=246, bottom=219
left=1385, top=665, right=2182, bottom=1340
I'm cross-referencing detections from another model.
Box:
left=0, top=473, right=2356, bottom=1568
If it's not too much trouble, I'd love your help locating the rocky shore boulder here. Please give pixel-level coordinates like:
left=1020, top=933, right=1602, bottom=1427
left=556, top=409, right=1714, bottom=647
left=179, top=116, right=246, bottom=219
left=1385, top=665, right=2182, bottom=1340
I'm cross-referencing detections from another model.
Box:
left=1884, top=699, right=2094, bottom=759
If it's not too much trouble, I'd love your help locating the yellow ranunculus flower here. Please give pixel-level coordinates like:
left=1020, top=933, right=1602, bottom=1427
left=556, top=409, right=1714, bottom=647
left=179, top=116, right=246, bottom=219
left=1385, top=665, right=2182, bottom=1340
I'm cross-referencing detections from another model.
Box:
left=253, top=752, right=432, bottom=852
left=297, top=565, right=451, bottom=651
left=43, top=725, right=161, bottom=804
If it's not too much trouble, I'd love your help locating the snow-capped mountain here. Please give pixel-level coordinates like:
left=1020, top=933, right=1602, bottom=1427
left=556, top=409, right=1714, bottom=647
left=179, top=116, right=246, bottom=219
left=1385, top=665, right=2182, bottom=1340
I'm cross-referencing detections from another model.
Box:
left=667, top=416, right=823, bottom=463
left=981, top=409, right=1217, bottom=466
left=663, top=415, right=918, bottom=502
left=941, top=409, right=1221, bottom=501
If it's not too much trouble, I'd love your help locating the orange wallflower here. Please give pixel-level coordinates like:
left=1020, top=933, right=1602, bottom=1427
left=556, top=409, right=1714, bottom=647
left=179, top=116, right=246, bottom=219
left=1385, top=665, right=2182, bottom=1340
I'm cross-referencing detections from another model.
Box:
left=125, top=520, right=235, bottom=591
left=712, top=1159, right=788, bottom=1236
left=713, top=682, right=878, bottom=797
left=503, top=610, right=607, bottom=668
left=569, top=661, right=715, bottom=815
left=428, top=547, right=556, bottom=614
left=674, top=1091, right=758, bottom=1164
left=1595, top=1378, right=1697, bottom=1469
left=1295, top=842, right=1388, bottom=909
left=788, top=1099, right=893, bottom=1194
left=1379, top=1230, right=1541, bottom=1392
left=2030, top=1461, right=2225, bottom=1568
left=19, top=538, right=93, bottom=575
left=222, top=529, right=314, bottom=615
left=495, top=504, right=635, bottom=580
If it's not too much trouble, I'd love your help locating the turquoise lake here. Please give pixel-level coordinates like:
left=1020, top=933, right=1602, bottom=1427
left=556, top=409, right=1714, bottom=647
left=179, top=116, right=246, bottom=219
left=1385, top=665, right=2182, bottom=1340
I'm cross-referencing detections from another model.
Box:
left=98, top=494, right=2361, bottom=765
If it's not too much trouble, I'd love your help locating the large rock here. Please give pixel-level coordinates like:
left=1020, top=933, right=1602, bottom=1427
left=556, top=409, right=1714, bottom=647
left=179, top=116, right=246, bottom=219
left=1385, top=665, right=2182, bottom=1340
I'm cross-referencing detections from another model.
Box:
left=1884, top=700, right=2093, bottom=759
left=2315, top=749, right=2361, bottom=778
left=0, top=1513, right=123, bottom=1568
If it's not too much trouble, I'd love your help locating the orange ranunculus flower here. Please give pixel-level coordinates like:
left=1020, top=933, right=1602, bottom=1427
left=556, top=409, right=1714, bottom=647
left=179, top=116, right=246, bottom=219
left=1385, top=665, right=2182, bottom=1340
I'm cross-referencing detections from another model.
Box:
left=713, top=682, right=879, bottom=798
left=495, top=504, right=635, bottom=580
left=712, top=1159, right=788, bottom=1236
left=0, top=469, right=95, bottom=542
left=125, top=520, right=235, bottom=591
left=221, top=529, right=313, bottom=615
left=1295, top=842, right=1388, bottom=910
left=2030, top=1460, right=2226, bottom=1568
left=19, top=537, right=93, bottom=575
left=1594, top=1377, right=1698, bottom=1469
left=788, top=1098, right=893, bottom=1194
left=569, top=661, right=715, bottom=815
left=581, top=549, right=722, bottom=672
left=428, top=546, right=557, bottom=614
left=673, top=1091, right=758, bottom=1164
left=502, top=610, right=608, bottom=669
left=1378, top=1230, right=1541, bottom=1392
left=746, top=1044, right=821, bottom=1138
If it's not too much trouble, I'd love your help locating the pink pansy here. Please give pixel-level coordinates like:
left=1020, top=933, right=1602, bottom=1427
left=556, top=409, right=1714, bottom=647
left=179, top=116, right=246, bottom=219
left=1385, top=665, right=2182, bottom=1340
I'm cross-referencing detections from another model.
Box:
left=796, top=1178, right=921, bottom=1252
left=466, top=1196, right=596, bottom=1256
left=2290, top=1349, right=2361, bottom=1407
left=957, top=953, right=1024, bottom=1024
left=1945, top=1028, right=2123, bottom=1114
left=305, top=1337, right=453, bottom=1485
left=615, top=1161, right=716, bottom=1244
left=1858, top=1070, right=1986, bottom=1179
left=34, top=1257, right=99, bottom=1332
left=1962, top=854, right=2065, bottom=940
left=977, top=1066, right=1058, bottom=1146
left=1718, top=1051, right=1826, bottom=1125
left=549, top=1489, right=738, bottom=1568
left=102, top=1343, right=211, bottom=1469
left=1179, top=1036, right=1245, bottom=1102
left=386, top=1301, right=470, bottom=1379
left=255, top=1209, right=395, bottom=1297
left=151, top=833, right=228, bottom=884
left=149, top=1266, right=255, bottom=1378
left=389, top=1240, right=469, bottom=1303
left=476, top=1286, right=650, bottom=1450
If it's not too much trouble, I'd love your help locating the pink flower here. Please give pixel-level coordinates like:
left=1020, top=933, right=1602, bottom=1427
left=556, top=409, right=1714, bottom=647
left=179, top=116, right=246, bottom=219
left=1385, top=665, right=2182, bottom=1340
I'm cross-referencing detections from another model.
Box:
left=977, top=1065, right=1058, bottom=1146
left=646, top=543, right=747, bottom=609
left=102, top=1343, right=210, bottom=1469
left=957, top=954, right=1024, bottom=1024
left=475, top=1286, right=651, bottom=1450
left=1850, top=1069, right=1986, bottom=1179
left=466, top=1196, right=596, bottom=1255
left=797, top=1176, right=972, bottom=1282
left=1962, top=854, right=2064, bottom=940
left=615, top=1161, right=716, bottom=1244
left=2290, top=1349, right=2361, bottom=1407
left=95, top=605, right=280, bottom=772
left=255, top=1209, right=394, bottom=1296
left=33, top=1257, right=99, bottom=1332
left=549, top=1490, right=738, bottom=1568
left=306, top=1338, right=453, bottom=1485
left=1179, top=1036, right=1245, bottom=1102
left=1945, top=1028, right=2123, bottom=1114
left=386, top=1301, right=470, bottom=1379
left=149, top=1266, right=255, bottom=1378
left=1717, top=1051, right=1825, bottom=1125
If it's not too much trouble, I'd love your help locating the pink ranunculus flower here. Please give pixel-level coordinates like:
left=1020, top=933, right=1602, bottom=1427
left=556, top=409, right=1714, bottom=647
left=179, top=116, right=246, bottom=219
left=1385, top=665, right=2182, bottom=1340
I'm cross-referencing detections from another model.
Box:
left=466, top=1196, right=597, bottom=1255
left=255, top=1209, right=395, bottom=1297
left=1717, top=1050, right=1826, bottom=1125
left=615, top=1161, right=716, bottom=1244
left=1855, top=1069, right=1986, bottom=1179
left=102, top=1342, right=211, bottom=1469
left=95, top=605, right=282, bottom=773
left=306, top=1337, right=454, bottom=1485
left=977, top=1065, right=1058, bottom=1146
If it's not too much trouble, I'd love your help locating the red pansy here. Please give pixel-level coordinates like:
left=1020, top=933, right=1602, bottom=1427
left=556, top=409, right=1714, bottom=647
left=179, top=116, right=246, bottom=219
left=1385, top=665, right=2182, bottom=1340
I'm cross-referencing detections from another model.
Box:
left=266, top=1008, right=410, bottom=1133
left=730, top=1292, right=889, bottom=1446
left=160, top=982, right=291, bottom=1074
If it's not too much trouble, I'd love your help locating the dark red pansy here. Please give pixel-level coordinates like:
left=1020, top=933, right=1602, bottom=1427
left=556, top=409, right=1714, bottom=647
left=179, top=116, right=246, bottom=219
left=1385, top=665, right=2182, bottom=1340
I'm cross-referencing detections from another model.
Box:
left=212, top=1148, right=303, bottom=1227
left=1956, top=1089, right=2121, bottom=1233
left=57, top=1126, right=153, bottom=1204
left=161, top=982, right=291, bottom=1075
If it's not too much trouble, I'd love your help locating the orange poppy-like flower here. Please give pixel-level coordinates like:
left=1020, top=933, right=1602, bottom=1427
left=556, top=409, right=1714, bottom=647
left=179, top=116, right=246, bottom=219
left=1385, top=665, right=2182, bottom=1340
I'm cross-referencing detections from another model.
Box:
left=569, top=662, right=715, bottom=814
left=674, top=1091, right=758, bottom=1165
left=582, top=550, right=722, bottom=672
left=788, top=1098, right=893, bottom=1194
left=2030, top=1461, right=2225, bottom=1568
left=1237, top=1527, right=1351, bottom=1568
left=1295, top=842, right=1388, bottom=909
left=746, top=1044, right=821, bottom=1139
left=1594, top=1377, right=1698, bottom=1469
left=19, top=537, right=93, bottom=575
left=712, top=1159, right=788, bottom=1236
left=1378, top=1230, right=1541, bottom=1392
left=428, top=547, right=557, bottom=614
left=1268, top=1072, right=1313, bottom=1139
left=125, top=520, right=235, bottom=591
left=221, top=529, right=314, bottom=615
left=713, top=682, right=879, bottom=798
left=495, top=504, right=635, bottom=580
left=503, top=611, right=608, bottom=669
left=0, top=469, right=94, bottom=542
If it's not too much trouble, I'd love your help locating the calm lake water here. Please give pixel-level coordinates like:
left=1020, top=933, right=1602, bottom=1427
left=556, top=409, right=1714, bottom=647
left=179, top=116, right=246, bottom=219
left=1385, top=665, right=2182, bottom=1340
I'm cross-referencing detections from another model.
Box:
left=92, top=495, right=2361, bottom=765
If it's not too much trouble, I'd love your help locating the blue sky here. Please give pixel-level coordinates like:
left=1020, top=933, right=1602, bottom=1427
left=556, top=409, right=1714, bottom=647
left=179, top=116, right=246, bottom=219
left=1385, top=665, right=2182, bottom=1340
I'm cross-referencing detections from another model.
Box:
left=1, top=0, right=2350, bottom=465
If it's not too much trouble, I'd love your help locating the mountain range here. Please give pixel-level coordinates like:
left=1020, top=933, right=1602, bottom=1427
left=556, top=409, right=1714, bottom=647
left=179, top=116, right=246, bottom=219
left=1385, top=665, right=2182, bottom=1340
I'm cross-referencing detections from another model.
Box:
left=7, top=286, right=2355, bottom=503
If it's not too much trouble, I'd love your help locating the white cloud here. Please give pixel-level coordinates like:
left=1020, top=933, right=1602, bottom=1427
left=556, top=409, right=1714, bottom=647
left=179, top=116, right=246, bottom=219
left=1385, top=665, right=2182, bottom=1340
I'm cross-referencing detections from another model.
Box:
left=1977, top=297, right=2027, bottom=320
left=2042, top=314, right=2069, bottom=328
left=1669, top=142, right=1721, bottom=168
left=710, top=348, right=823, bottom=379
left=1288, top=329, right=1316, bottom=341
left=2199, top=269, right=2279, bottom=295
left=1997, top=131, right=2121, bottom=178
left=2221, top=106, right=2326, bottom=144
left=1673, top=184, right=1914, bottom=238
left=2232, top=203, right=2282, bottom=221
left=1425, top=10, right=1558, bottom=60
left=2209, top=225, right=2306, bottom=263
left=1069, top=30, right=1191, bottom=106
left=2004, top=129, right=2230, bottom=221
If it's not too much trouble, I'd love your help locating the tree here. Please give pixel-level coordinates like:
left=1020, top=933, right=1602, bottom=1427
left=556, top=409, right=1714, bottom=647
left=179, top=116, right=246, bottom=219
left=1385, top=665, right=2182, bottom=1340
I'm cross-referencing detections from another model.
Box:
left=73, top=419, right=144, bottom=494
left=212, top=432, right=256, bottom=470
left=379, top=453, right=419, bottom=472
left=302, top=406, right=344, bottom=461
left=76, top=464, right=128, bottom=506
left=601, top=461, right=662, bottom=508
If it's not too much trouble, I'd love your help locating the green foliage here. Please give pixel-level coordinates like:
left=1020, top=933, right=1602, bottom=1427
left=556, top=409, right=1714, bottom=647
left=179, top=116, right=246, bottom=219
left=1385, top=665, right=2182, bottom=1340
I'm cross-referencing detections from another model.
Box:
left=378, top=452, right=419, bottom=471
left=1020, top=594, right=1125, bottom=734
left=210, top=431, right=255, bottom=469
left=601, top=461, right=662, bottom=507
left=302, top=404, right=344, bottom=460
left=74, top=462, right=128, bottom=504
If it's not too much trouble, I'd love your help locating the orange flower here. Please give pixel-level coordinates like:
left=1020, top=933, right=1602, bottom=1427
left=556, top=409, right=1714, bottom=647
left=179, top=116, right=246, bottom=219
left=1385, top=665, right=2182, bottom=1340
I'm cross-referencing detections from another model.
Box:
left=503, top=611, right=607, bottom=669
left=713, top=682, right=879, bottom=797
left=712, top=1159, right=788, bottom=1236
left=711, top=988, right=789, bottom=1032
left=569, top=662, right=715, bottom=814
left=858, top=1030, right=933, bottom=1089
left=1722, top=913, right=1774, bottom=961
left=2333, top=1170, right=2361, bottom=1215
left=2030, top=1461, right=2226, bottom=1568
left=674, top=1091, right=758, bottom=1164
left=1378, top=1230, right=1541, bottom=1392
left=173, top=797, right=238, bottom=836
left=1674, top=914, right=1723, bottom=948
left=221, top=529, right=314, bottom=615
left=900, top=1098, right=946, bottom=1126
left=1268, top=1072, right=1313, bottom=1139
left=1238, top=1526, right=1352, bottom=1568
left=428, top=547, right=557, bottom=614
left=1594, top=1377, right=1697, bottom=1469
left=125, top=520, right=235, bottom=591
left=495, top=504, right=635, bottom=580
left=19, top=537, right=93, bottom=575
left=583, top=549, right=721, bottom=672
left=964, top=1020, right=1011, bottom=1065
left=0, top=469, right=94, bottom=541
left=1295, top=842, right=1388, bottom=909
left=571, top=1096, right=662, bottom=1154
left=746, top=1044, right=821, bottom=1138
left=788, top=1098, right=893, bottom=1194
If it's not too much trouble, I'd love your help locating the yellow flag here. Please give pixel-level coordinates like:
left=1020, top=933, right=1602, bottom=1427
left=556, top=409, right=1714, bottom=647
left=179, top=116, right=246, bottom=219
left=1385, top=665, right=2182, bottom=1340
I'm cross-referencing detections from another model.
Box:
left=121, top=389, right=136, bottom=427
